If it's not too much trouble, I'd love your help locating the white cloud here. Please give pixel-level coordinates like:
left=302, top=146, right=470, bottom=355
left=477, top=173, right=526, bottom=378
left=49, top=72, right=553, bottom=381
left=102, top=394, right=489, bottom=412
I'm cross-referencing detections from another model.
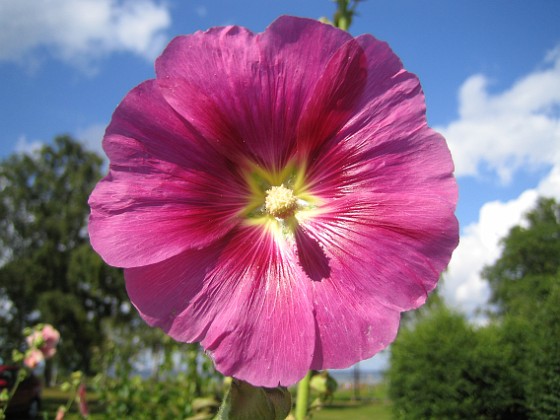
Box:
left=438, top=47, right=560, bottom=184
left=14, top=135, right=44, bottom=155
left=441, top=44, right=560, bottom=317
left=443, top=190, right=539, bottom=314
left=0, top=0, right=171, bottom=69
left=75, top=123, right=107, bottom=157
left=445, top=168, right=560, bottom=317
left=12, top=125, right=106, bottom=162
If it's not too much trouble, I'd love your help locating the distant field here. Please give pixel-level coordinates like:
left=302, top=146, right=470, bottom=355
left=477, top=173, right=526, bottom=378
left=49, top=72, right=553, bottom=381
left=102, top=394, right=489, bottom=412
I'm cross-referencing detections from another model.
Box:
left=313, top=400, right=392, bottom=420
left=313, top=383, right=392, bottom=420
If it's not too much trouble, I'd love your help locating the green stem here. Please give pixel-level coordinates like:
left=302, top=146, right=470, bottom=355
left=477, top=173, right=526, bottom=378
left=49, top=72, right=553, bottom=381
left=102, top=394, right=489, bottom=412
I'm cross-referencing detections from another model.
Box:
left=334, top=0, right=361, bottom=31
left=337, top=16, right=350, bottom=31
left=294, top=370, right=312, bottom=420
left=0, top=369, right=25, bottom=419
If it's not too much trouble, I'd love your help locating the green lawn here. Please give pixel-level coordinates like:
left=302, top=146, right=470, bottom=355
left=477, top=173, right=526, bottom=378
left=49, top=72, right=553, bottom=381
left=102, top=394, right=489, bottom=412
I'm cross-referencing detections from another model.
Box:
left=313, top=400, right=392, bottom=420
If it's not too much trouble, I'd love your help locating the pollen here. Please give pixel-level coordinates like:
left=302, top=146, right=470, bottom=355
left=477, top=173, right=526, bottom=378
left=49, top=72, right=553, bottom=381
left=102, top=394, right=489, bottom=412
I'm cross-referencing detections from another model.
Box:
left=264, top=184, right=298, bottom=218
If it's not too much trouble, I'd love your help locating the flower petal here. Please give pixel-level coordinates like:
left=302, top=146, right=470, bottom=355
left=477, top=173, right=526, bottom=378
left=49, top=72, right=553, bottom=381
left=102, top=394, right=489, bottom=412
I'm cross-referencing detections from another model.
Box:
left=296, top=38, right=367, bottom=156
left=102, top=80, right=224, bottom=173
left=310, top=279, right=401, bottom=369
left=302, top=127, right=457, bottom=311
left=335, top=34, right=428, bottom=156
left=155, top=16, right=355, bottom=170
left=296, top=33, right=458, bottom=312
left=125, top=225, right=315, bottom=387
left=300, top=182, right=458, bottom=312
left=89, top=81, right=246, bottom=268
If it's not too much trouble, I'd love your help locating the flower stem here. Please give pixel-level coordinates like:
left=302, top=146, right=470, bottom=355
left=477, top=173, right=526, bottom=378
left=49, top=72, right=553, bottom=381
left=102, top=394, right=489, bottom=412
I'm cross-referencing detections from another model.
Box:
left=294, top=370, right=312, bottom=420
left=0, top=369, right=25, bottom=419
left=334, top=0, right=362, bottom=31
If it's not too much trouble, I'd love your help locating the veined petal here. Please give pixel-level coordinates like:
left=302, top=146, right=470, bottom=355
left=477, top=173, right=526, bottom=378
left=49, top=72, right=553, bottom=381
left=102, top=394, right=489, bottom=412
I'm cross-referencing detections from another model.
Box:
left=102, top=80, right=224, bottom=172
left=299, top=126, right=457, bottom=312
left=299, top=190, right=458, bottom=311
left=310, top=279, right=401, bottom=369
left=126, top=225, right=315, bottom=387
left=89, top=168, right=246, bottom=268
left=125, top=242, right=225, bottom=334
left=89, top=82, right=247, bottom=268
left=155, top=16, right=355, bottom=171
left=334, top=34, right=429, bottom=155
left=259, top=16, right=353, bottom=95
left=296, top=38, right=367, bottom=156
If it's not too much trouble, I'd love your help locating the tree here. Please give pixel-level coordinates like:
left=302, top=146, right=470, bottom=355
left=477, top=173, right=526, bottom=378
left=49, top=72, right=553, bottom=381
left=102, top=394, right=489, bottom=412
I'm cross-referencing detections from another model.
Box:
left=389, top=303, right=532, bottom=419
left=483, top=197, right=560, bottom=317
left=527, top=283, right=560, bottom=419
left=389, top=304, right=476, bottom=419
left=0, top=136, right=129, bottom=373
left=482, top=197, right=560, bottom=418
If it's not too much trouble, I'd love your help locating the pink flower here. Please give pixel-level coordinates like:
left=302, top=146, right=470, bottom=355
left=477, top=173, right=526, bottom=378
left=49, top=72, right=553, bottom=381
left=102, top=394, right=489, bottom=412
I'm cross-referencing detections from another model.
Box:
left=39, top=324, right=60, bottom=358
left=89, top=16, right=458, bottom=387
left=26, top=331, right=41, bottom=348
left=26, top=324, right=60, bottom=358
left=23, top=349, right=44, bottom=369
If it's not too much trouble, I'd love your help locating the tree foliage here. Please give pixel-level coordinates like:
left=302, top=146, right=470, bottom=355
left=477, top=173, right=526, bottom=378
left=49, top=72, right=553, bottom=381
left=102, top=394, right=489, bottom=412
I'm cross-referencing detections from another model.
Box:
left=483, top=197, right=560, bottom=418
left=483, top=197, right=560, bottom=317
left=389, top=306, right=476, bottom=419
left=0, top=136, right=129, bottom=372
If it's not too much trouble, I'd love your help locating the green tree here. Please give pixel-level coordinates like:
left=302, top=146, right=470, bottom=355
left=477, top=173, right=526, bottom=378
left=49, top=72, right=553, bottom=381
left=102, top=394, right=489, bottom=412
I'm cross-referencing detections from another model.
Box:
left=389, top=303, right=532, bottom=419
left=0, top=136, right=129, bottom=373
left=482, top=197, right=560, bottom=418
left=389, top=304, right=476, bottom=419
left=483, top=197, right=560, bottom=318
left=527, top=283, right=560, bottom=419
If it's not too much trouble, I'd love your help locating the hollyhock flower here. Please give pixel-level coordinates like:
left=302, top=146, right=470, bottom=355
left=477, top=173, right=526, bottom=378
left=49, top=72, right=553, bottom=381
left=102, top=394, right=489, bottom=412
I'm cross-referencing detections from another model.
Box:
left=27, top=324, right=60, bottom=358
left=89, top=16, right=458, bottom=387
left=23, top=349, right=44, bottom=369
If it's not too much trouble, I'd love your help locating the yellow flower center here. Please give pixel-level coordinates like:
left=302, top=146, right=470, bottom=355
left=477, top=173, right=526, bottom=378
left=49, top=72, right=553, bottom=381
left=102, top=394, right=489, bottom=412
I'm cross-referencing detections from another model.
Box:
left=240, top=161, right=322, bottom=234
left=265, top=185, right=298, bottom=219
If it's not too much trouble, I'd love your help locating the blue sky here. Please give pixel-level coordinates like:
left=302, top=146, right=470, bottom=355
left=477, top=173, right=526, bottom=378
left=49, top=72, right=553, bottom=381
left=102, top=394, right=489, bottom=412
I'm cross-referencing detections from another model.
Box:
left=1, top=0, right=559, bottom=369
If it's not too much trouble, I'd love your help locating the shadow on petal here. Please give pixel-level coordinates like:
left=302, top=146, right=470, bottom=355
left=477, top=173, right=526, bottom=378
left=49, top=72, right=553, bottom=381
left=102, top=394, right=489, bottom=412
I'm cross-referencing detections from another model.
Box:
left=295, top=226, right=331, bottom=281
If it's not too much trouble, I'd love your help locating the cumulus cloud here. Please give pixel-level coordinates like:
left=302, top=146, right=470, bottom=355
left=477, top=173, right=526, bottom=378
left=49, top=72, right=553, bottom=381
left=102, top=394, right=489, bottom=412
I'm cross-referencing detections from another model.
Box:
left=445, top=168, right=560, bottom=317
left=438, top=47, right=560, bottom=184
left=75, top=123, right=106, bottom=157
left=441, top=44, right=560, bottom=317
left=443, top=190, right=539, bottom=314
left=12, top=124, right=106, bottom=162
left=0, top=0, right=171, bottom=69
left=14, top=135, right=44, bottom=155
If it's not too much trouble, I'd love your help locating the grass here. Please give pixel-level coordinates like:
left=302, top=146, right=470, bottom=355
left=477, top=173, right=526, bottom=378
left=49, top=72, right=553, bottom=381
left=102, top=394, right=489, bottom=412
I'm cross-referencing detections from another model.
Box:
left=312, top=383, right=393, bottom=420
left=313, top=400, right=392, bottom=420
